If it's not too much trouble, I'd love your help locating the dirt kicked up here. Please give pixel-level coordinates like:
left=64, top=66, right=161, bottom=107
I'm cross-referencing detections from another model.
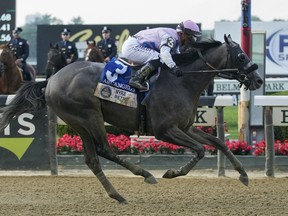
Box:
left=0, top=170, right=287, bottom=216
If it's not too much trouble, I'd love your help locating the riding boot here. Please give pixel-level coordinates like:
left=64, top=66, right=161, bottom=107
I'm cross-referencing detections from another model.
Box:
left=22, top=63, right=32, bottom=81
left=129, top=59, right=161, bottom=91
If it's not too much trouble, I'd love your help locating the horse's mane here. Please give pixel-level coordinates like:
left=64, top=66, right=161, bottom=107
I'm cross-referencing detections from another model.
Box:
left=173, top=38, right=223, bottom=66
left=193, top=38, right=222, bottom=49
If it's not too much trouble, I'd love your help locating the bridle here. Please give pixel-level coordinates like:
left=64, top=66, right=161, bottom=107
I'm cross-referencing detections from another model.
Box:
left=46, top=59, right=57, bottom=76
left=195, top=42, right=258, bottom=88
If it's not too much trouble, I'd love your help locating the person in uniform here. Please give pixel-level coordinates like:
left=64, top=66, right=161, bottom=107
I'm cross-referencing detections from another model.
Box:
left=8, top=27, right=32, bottom=81
left=96, top=26, right=117, bottom=63
left=121, top=20, right=201, bottom=91
left=55, top=28, right=78, bottom=64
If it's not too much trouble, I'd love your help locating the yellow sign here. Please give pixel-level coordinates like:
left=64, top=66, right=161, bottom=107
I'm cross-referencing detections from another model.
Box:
left=0, top=138, right=34, bottom=160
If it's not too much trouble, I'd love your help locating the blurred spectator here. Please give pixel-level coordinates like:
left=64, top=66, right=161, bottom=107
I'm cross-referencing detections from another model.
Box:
left=8, top=27, right=32, bottom=81
left=55, top=28, right=78, bottom=64
left=96, top=26, right=117, bottom=63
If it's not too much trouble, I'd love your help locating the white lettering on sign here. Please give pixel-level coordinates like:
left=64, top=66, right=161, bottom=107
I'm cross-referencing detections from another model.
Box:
left=4, top=124, right=10, bottom=135
left=18, top=113, right=35, bottom=135
left=214, top=78, right=288, bottom=93
left=2, top=113, right=35, bottom=136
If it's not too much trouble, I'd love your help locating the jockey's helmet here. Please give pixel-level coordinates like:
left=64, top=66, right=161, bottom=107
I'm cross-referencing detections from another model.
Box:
left=176, top=20, right=201, bottom=37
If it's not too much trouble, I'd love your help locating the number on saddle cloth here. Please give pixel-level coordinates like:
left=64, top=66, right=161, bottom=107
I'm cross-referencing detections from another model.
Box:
left=99, top=57, right=159, bottom=92
left=100, top=57, right=132, bottom=86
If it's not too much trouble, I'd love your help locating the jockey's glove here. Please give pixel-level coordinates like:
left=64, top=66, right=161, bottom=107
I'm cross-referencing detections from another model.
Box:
left=172, top=66, right=183, bottom=77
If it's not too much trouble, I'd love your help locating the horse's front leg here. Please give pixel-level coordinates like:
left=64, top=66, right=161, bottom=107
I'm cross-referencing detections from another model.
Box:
left=187, top=126, right=249, bottom=186
left=156, top=127, right=205, bottom=178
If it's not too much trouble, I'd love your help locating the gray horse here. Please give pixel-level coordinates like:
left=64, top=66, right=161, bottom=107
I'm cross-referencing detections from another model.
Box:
left=0, top=35, right=263, bottom=204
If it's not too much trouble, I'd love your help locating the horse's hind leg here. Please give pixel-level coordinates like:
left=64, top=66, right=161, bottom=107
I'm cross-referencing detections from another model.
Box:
left=90, top=129, right=157, bottom=184
left=83, top=117, right=157, bottom=184
left=74, top=116, right=156, bottom=183
left=57, top=111, right=127, bottom=203
left=187, top=126, right=249, bottom=186
left=76, top=130, right=128, bottom=204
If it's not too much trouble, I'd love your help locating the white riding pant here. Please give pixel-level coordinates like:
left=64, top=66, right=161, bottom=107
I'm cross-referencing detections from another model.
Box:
left=121, top=36, right=159, bottom=65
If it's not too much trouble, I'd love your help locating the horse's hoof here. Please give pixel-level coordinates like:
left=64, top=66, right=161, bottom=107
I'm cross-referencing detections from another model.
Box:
left=162, top=169, right=177, bottom=179
left=111, top=193, right=128, bottom=204
left=239, top=174, right=249, bottom=186
left=144, top=175, right=158, bottom=184
left=115, top=195, right=128, bottom=204
left=119, top=199, right=128, bottom=205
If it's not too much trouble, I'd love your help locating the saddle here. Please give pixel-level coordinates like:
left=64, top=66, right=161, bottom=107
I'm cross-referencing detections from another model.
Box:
left=94, top=57, right=159, bottom=135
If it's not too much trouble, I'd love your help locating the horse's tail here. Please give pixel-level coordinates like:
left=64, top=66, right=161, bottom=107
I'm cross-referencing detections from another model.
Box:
left=0, top=80, right=48, bottom=131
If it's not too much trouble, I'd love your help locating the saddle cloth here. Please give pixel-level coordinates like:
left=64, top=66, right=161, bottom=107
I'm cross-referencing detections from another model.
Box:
left=94, top=57, right=138, bottom=108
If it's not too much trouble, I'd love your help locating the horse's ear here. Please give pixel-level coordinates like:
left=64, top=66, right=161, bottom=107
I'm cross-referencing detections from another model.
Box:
left=224, top=34, right=228, bottom=43
left=86, top=40, right=89, bottom=45
left=55, top=44, right=59, bottom=50
left=49, top=43, right=53, bottom=48
left=224, top=34, right=232, bottom=44
left=93, top=40, right=96, bottom=46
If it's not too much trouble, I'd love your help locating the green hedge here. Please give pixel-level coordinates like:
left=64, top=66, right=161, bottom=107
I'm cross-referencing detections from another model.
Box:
left=57, top=125, right=134, bottom=137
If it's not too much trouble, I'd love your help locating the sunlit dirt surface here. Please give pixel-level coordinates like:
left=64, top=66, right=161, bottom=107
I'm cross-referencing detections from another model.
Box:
left=0, top=170, right=288, bottom=216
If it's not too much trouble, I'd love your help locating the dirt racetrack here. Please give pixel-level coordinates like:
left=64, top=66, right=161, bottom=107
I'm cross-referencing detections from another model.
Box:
left=0, top=170, right=288, bottom=216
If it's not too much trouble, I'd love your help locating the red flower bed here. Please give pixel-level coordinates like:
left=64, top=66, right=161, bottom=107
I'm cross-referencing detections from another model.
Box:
left=56, top=134, right=288, bottom=156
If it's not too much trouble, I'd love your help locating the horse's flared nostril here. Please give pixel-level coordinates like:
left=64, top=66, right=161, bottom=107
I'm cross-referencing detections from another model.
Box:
left=257, top=78, right=264, bottom=85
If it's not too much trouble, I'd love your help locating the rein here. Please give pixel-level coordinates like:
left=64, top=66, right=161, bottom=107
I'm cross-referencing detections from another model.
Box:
left=181, top=47, right=238, bottom=75
left=181, top=68, right=238, bottom=74
left=180, top=43, right=257, bottom=89
left=197, top=49, right=218, bottom=70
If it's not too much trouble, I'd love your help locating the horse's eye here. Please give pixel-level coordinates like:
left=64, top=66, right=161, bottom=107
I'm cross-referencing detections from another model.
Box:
left=238, top=53, right=246, bottom=62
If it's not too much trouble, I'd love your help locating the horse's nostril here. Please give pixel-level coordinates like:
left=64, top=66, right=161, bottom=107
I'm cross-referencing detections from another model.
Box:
left=257, top=78, right=263, bottom=85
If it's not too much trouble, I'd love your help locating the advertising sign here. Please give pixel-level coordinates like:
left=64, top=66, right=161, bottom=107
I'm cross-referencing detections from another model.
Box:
left=0, top=96, right=50, bottom=170
left=214, top=21, right=288, bottom=76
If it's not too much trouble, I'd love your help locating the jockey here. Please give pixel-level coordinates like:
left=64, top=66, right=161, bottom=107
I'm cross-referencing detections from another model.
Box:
left=121, top=20, right=201, bottom=91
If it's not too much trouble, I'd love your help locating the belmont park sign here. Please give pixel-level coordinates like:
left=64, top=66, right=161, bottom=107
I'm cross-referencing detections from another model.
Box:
left=214, top=78, right=288, bottom=94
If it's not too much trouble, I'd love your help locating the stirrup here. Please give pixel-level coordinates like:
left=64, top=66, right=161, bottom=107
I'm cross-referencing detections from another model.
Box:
left=139, top=82, right=149, bottom=92
left=129, top=79, right=149, bottom=92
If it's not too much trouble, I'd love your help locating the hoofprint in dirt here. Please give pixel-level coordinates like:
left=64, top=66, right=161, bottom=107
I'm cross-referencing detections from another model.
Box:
left=0, top=173, right=287, bottom=216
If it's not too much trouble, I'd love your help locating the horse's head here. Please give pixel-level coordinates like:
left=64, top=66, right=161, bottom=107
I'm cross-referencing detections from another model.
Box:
left=222, top=34, right=263, bottom=90
left=0, top=44, right=14, bottom=77
left=45, top=43, right=67, bottom=79
left=0, top=44, right=14, bottom=63
left=84, top=40, right=104, bottom=63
